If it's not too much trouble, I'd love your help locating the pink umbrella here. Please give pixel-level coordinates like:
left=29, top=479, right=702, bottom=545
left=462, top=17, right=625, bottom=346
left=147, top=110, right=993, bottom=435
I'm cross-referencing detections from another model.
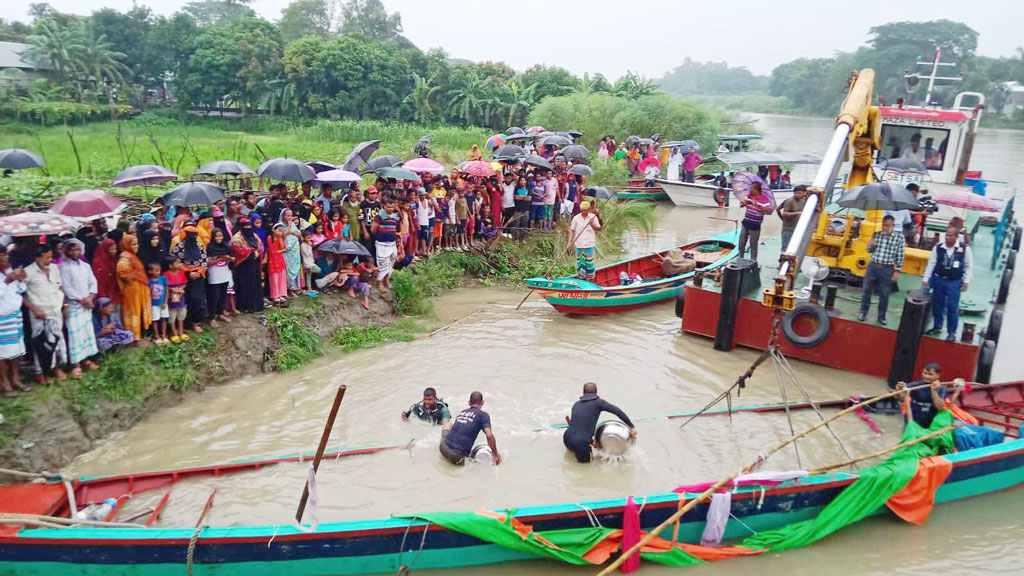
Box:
left=526, top=125, right=546, bottom=133
left=403, top=157, right=444, bottom=175
left=460, top=160, right=496, bottom=178
left=637, top=157, right=661, bottom=172
left=934, top=189, right=1000, bottom=213
left=314, top=169, right=362, bottom=184
left=49, top=189, right=125, bottom=220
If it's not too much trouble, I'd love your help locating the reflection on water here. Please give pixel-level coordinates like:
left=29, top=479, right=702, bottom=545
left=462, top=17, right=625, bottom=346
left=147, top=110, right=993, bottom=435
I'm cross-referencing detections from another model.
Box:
left=70, top=113, right=1024, bottom=575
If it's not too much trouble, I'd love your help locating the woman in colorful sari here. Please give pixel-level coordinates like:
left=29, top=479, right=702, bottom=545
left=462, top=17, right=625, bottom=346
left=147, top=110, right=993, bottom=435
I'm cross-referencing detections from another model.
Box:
left=279, top=209, right=302, bottom=296
left=267, top=223, right=288, bottom=303
left=115, top=235, right=152, bottom=341
left=231, top=217, right=264, bottom=313
left=91, top=238, right=122, bottom=307
left=92, top=297, right=136, bottom=352
left=170, top=224, right=209, bottom=333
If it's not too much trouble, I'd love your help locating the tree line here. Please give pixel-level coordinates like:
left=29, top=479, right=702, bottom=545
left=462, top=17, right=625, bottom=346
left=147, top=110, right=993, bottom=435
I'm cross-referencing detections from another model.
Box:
left=0, top=0, right=662, bottom=130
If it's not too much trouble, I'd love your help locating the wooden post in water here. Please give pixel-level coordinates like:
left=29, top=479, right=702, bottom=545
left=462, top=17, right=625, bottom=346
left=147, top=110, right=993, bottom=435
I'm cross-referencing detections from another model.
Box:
left=295, top=384, right=347, bottom=524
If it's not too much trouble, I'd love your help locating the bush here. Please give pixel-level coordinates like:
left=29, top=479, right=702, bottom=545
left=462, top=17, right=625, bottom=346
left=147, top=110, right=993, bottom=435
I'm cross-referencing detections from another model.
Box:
left=330, top=320, right=418, bottom=351
left=266, top=305, right=324, bottom=371
left=0, top=101, right=134, bottom=125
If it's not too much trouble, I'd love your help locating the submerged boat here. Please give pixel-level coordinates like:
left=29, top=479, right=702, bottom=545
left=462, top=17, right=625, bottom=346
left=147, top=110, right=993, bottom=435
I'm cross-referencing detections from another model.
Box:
left=613, top=187, right=668, bottom=202
left=523, top=230, right=738, bottom=314
left=658, top=151, right=822, bottom=208
left=1, top=380, right=1021, bottom=576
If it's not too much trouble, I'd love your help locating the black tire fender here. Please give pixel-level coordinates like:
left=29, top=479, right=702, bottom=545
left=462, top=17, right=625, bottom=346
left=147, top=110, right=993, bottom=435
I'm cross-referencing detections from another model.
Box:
left=997, top=267, right=1013, bottom=305
left=1012, top=225, right=1022, bottom=251
left=986, top=308, right=1003, bottom=344
left=674, top=289, right=686, bottom=318
left=782, top=303, right=831, bottom=348
left=1007, top=249, right=1017, bottom=272
left=713, top=188, right=728, bottom=206
left=976, top=339, right=996, bottom=384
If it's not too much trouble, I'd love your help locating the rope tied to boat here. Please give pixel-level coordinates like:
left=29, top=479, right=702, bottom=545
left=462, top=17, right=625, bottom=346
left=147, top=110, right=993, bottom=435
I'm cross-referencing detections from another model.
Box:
left=396, top=517, right=431, bottom=575
left=0, top=467, right=73, bottom=483
left=186, top=525, right=205, bottom=576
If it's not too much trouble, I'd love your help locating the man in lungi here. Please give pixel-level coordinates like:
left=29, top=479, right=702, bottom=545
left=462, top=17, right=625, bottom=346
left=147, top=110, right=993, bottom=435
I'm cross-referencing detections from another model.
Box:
left=371, top=196, right=403, bottom=293
left=569, top=200, right=602, bottom=280
left=22, top=244, right=68, bottom=384
left=59, top=239, right=100, bottom=379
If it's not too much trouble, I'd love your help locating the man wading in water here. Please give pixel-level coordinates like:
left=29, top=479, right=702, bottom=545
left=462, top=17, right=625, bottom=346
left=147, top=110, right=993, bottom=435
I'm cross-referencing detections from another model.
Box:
left=563, top=382, right=636, bottom=463
left=402, top=387, right=451, bottom=427
left=440, top=391, right=501, bottom=465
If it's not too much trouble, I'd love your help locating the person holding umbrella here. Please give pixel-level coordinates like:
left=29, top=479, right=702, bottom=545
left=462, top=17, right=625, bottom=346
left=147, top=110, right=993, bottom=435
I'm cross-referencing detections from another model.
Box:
left=922, top=225, right=973, bottom=342
left=858, top=214, right=905, bottom=325
left=737, top=183, right=773, bottom=261
left=569, top=200, right=602, bottom=280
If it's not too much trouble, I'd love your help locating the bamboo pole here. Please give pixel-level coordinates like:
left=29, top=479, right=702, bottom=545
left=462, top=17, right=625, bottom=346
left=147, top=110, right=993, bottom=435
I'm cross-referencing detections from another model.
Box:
left=296, top=384, right=348, bottom=523
left=593, top=381, right=960, bottom=576
left=515, top=210, right=599, bottom=311
left=807, top=424, right=957, bottom=475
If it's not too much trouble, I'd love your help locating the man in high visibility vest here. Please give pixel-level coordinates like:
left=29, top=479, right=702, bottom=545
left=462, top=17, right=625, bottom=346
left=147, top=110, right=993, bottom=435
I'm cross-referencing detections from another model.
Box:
left=922, top=225, right=973, bottom=342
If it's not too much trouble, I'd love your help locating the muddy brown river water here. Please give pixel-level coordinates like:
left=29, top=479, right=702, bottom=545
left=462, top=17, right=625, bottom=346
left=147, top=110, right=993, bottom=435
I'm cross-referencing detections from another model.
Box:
left=69, top=114, right=1024, bottom=575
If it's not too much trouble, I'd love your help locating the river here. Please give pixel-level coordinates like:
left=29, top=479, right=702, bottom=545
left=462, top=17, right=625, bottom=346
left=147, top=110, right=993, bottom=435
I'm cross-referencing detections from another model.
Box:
left=69, top=114, right=1024, bottom=575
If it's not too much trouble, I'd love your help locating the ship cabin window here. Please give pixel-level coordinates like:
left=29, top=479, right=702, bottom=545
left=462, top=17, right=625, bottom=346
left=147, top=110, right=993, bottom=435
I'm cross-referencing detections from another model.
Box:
left=878, top=126, right=950, bottom=171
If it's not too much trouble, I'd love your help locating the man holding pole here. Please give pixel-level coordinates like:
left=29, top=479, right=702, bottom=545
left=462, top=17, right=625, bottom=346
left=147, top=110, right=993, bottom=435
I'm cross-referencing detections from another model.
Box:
left=569, top=200, right=601, bottom=281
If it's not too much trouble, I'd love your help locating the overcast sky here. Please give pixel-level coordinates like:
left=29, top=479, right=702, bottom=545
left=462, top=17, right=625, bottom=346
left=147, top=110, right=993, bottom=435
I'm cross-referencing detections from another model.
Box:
left=16, top=0, right=1023, bottom=78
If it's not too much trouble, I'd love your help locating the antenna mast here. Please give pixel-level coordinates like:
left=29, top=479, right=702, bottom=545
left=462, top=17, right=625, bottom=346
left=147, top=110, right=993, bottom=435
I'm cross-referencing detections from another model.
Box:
left=905, top=47, right=962, bottom=105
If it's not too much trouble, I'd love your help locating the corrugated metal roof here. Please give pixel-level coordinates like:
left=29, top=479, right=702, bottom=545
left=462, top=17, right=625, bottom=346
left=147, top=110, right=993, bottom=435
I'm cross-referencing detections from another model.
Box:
left=0, top=41, right=49, bottom=70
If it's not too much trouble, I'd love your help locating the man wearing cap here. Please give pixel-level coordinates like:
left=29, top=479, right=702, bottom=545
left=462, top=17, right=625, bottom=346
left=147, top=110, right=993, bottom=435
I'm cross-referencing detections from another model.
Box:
left=569, top=200, right=601, bottom=280
left=359, top=186, right=383, bottom=258
left=59, top=239, right=100, bottom=379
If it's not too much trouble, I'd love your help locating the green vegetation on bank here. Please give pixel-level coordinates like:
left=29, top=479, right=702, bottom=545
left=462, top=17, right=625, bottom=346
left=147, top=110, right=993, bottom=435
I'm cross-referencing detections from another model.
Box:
left=266, top=301, right=326, bottom=371
left=331, top=320, right=418, bottom=352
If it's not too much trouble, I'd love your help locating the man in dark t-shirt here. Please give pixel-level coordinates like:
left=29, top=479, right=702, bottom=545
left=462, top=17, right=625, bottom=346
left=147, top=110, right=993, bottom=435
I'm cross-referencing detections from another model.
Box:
left=440, top=391, right=501, bottom=465
left=896, top=362, right=961, bottom=428
left=563, top=382, right=637, bottom=463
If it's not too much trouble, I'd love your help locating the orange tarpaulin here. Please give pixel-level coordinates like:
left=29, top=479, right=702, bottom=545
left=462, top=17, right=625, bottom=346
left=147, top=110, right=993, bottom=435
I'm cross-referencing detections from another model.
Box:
left=885, top=455, right=953, bottom=524
left=580, top=529, right=764, bottom=564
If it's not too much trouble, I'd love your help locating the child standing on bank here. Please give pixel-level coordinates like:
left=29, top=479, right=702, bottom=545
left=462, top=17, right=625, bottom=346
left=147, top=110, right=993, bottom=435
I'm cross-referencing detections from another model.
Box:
left=148, top=262, right=169, bottom=345
left=163, top=257, right=188, bottom=343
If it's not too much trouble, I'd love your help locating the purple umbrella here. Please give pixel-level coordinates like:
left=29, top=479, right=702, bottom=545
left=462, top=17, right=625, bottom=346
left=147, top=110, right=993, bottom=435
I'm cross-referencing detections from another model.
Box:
left=731, top=171, right=776, bottom=211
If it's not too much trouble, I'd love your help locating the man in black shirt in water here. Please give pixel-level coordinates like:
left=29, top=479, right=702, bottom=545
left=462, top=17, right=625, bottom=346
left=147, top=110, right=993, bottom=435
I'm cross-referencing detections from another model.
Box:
left=440, top=391, right=501, bottom=465
left=563, top=382, right=637, bottom=463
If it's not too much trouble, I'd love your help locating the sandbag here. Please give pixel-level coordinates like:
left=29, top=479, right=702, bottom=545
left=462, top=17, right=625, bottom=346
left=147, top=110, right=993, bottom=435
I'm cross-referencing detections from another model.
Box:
left=662, top=249, right=697, bottom=277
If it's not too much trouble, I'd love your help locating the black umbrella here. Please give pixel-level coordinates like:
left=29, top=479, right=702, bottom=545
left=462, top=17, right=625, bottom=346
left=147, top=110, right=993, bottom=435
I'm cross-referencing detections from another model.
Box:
left=342, top=140, right=382, bottom=172
left=0, top=148, right=44, bottom=170
left=315, top=238, right=371, bottom=257
left=194, top=160, right=255, bottom=176
left=307, top=161, right=338, bottom=174
left=570, top=164, right=595, bottom=176
left=504, top=133, right=531, bottom=141
left=505, top=126, right=525, bottom=135
left=583, top=186, right=615, bottom=199
left=837, top=181, right=921, bottom=212
left=624, top=136, right=641, bottom=147
left=363, top=155, right=402, bottom=173
left=567, top=129, right=583, bottom=138
left=540, top=135, right=572, bottom=147
left=876, top=157, right=929, bottom=174
left=161, top=182, right=226, bottom=207
left=111, top=164, right=178, bottom=187
left=258, top=157, right=315, bottom=183
left=493, top=144, right=526, bottom=159
left=524, top=155, right=553, bottom=171
left=560, top=145, right=590, bottom=161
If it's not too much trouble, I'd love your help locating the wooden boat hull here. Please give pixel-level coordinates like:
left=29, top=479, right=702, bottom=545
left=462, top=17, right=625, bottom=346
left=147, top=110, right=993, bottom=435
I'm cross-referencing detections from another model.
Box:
left=524, top=231, right=739, bottom=315
left=658, top=178, right=794, bottom=208
left=614, top=187, right=668, bottom=202
left=2, top=409, right=1023, bottom=576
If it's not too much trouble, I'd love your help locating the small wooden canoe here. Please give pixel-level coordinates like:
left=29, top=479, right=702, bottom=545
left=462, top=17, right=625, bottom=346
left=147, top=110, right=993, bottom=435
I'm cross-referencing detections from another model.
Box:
left=614, top=187, right=668, bottom=202
left=523, top=230, right=738, bottom=314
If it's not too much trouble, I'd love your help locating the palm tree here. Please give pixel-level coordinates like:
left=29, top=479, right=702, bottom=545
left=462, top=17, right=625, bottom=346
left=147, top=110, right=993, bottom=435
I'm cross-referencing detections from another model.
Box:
left=500, top=78, right=538, bottom=127
left=447, top=76, right=487, bottom=125
left=403, top=74, right=441, bottom=124
left=77, top=25, right=130, bottom=104
left=24, top=18, right=84, bottom=87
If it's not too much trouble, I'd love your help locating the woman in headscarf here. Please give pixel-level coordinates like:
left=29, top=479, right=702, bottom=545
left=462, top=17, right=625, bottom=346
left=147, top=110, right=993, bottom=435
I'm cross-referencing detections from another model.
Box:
left=170, top=223, right=209, bottom=333
left=267, top=223, right=288, bottom=303
left=91, top=238, right=122, bottom=306
left=231, top=217, right=264, bottom=313
left=279, top=209, right=302, bottom=296
left=137, top=229, right=166, bottom=269
left=205, top=228, right=232, bottom=327
left=115, top=235, right=152, bottom=341
left=468, top=144, right=482, bottom=161
left=211, top=207, right=232, bottom=239
left=92, top=297, right=136, bottom=352
left=250, top=212, right=268, bottom=251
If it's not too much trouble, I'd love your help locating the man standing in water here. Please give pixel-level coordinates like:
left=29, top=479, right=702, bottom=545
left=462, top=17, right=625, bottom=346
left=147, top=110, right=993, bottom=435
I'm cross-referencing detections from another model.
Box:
left=440, top=391, right=501, bottom=465
left=563, top=382, right=636, bottom=463
left=402, top=387, right=451, bottom=426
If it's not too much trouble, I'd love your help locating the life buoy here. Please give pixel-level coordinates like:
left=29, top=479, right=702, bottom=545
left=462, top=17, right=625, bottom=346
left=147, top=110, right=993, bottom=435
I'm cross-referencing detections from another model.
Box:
left=1007, top=249, right=1017, bottom=272
left=1012, top=225, right=1022, bottom=251
left=781, top=303, right=830, bottom=348
left=713, top=188, right=728, bottom=206
left=997, top=267, right=1013, bottom=305
left=674, top=289, right=685, bottom=318
left=975, top=339, right=996, bottom=384
left=986, top=308, right=1003, bottom=344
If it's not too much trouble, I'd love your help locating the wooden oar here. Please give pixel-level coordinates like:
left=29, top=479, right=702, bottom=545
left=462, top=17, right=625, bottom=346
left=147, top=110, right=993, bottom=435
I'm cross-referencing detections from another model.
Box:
left=593, top=380, right=959, bottom=576
left=807, top=424, right=957, bottom=475
left=296, top=384, right=347, bottom=523
left=515, top=211, right=599, bottom=311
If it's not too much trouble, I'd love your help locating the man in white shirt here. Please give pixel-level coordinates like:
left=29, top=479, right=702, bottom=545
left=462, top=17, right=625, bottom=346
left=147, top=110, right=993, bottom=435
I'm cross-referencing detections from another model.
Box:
left=22, top=244, right=68, bottom=383
left=501, top=173, right=516, bottom=236
left=900, top=133, right=927, bottom=164
left=569, top=200, right=602, bottom=280
left=922, top=225, right=973, bottom=342
left=58, top=239, right=100, bottom=378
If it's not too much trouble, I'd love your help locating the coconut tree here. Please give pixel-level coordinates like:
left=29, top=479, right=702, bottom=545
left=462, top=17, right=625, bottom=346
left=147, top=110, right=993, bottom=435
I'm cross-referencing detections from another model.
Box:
left=403, top=73, right=441, bottom=124
left=77, top=24, right=131, bottom=105
left=24, top=18, right=85, bottom=87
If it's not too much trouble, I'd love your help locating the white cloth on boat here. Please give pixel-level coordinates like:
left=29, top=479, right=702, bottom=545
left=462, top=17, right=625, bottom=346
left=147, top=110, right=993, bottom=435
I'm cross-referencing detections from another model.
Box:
left=292, top=464, right=320, bottom=534
left=700, top=491, right=731, bottom=547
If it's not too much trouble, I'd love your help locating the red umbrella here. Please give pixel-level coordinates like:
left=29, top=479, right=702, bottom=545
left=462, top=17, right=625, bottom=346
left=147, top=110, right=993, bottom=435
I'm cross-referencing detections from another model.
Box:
left=49, top=189, right=125, bottom=220
left=526, top=125, right=546, bottom=133
left=637, top=157, right=661, bottom=172
left=460, top=160, right=496, bottom=178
